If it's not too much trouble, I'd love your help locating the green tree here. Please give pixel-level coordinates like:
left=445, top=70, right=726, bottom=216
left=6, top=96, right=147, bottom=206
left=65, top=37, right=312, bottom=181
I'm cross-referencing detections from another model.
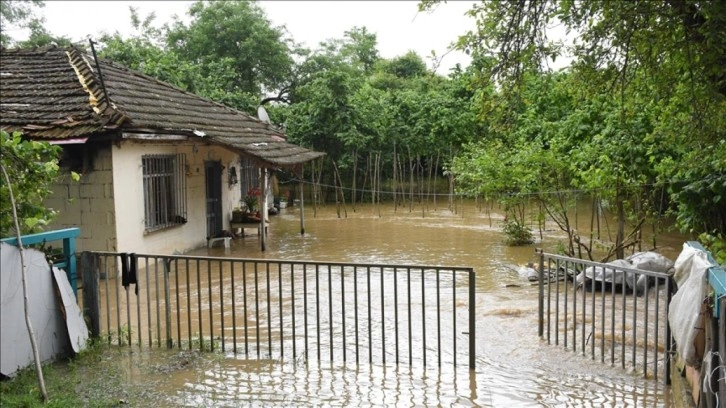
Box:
left=0, top=130, right=65, bottom=236
left=424, top=0, right=726, bottom=256
left=0, top=0, right=44, bottom=47
left=165, top=0, right=294, bottom=98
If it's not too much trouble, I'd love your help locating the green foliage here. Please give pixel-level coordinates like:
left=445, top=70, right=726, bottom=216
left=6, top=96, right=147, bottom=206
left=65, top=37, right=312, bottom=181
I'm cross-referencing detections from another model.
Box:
left=698, top=232, right=726, bottom=268
left=165, top=0, right=294, bottom=97
left=0, top=130, right=62, bottom=237
left=699, top=231, right=726, bottom=266
left=15, top=17, right=72, bottom=48
left=432, top=0, right=726, bottom=248
left=502, top=219, right=534, bottom=246
left=0, top=0, right=45, bottom=47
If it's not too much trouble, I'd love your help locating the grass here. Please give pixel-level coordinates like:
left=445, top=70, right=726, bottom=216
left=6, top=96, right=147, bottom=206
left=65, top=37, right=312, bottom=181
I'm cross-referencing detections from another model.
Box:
left=0, top=341, right=129, bottom=407
left=0, top=340, right=211, bottom=407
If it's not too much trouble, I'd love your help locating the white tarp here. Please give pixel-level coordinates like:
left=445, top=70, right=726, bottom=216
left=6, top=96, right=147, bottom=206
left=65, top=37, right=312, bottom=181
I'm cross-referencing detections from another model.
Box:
left=574, top=251, right=675, bottom=293
left=667, top=243, right=712, bottom=367
left=0, top=242, right=88, bottom=377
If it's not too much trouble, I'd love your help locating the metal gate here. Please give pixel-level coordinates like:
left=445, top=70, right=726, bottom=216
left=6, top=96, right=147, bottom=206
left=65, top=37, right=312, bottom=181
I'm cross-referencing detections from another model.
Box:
left=80, top=252, right=476, bottom=368
left=536, top=251, right=674, bottom=383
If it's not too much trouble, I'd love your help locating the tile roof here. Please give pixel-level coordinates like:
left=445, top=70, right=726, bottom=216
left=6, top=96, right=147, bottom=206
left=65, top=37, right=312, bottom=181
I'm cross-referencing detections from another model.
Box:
left=0, top=46, right=324, bottom=167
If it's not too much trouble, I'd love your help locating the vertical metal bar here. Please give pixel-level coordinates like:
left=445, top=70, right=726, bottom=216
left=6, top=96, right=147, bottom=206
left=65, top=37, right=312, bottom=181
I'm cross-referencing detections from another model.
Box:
left=581, top=261, right=587, bottom=356
left=367, top=266, right=372, bottom=364
left=572, top=260, right=577, bottom=353
left=469, top=268, right=476, bottom=370
left=186, top=259, right=191, bottom=349
left=600, top=266, right=606, bottom=363
left=316, top=264, right=321, bottom=361
left=342, top=265, right=346, bottom=363
left=329, top=265, right=334, bottom=362
left=243, top=261, right=249, bottom=357
left=255, top=261, right=261, bottom=357
left=197, top=259, right=203, bottom=352
left=554, top=258, right=560, bottom=346
left=164, top=258, right=172, bottom=349
left=175, top=258, right=181, bottom=349
left=665, top=277, right=673, bottom=385
left=437, top=268, right=441, bottom=367
left=291, top=263, right=297, bottom=359
left=104, top=256, right=110, bottom=344
left=422, top=268, right=426, bottom=367
left=394, top=267, right=399, bottom=365
left=231, top=261, right=237, bottom=355
left=125, top=256, right=131, bottom=348
left=154, top=258, right=161, bottom=347
left=621, top=270, right=627, bottom=369
left=381, top=267, right=386, bottom=365
left=407, top=267, right=412, bottom=365
left=279, top=262, right=284, bottom=358
left=632, top=274, right=638, bottom=369
left=643, top=277, right=649, bottom=378
left=115, top=255, right=121, bottom=346
left=354, top=265, right=359, bottom=364
left=590, top=268, right=596, bottom=359
left=654, top=276, right=660, bottom=382
left=208, top=260, right=214, bottom=352
left=135, top=256, right=142, bottom=347
left=266, top=262, right=272, bottom=357
left=304, top=264, right=309, bottom=361
left=220, top=260, right=225, bottom=352
left=538, top=250, right=545, bottom=338
left=562, top=259, right=568, bottom=349
left=144, top=257, right=152, bottom=347
left=611, top=264, right=616, bottom=365
left=453, top=269, right=457, bottom=366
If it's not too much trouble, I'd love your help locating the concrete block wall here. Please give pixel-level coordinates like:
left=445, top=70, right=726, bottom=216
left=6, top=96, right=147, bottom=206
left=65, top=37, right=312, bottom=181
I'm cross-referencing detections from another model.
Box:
left=47, top=144, right=116, bottom=253
left=45, top=145, right=116, bottom=252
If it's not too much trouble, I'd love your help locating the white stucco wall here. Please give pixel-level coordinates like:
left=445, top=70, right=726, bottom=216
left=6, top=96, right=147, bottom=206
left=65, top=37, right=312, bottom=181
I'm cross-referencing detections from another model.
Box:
left=47, top=144, right=116, bottom=252
left=112, top=140, right=242, bottom=254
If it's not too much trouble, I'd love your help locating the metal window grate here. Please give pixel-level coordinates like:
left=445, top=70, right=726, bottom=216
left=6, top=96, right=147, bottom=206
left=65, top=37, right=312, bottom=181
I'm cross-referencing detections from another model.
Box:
left=142, top=154, right=187, bottom=232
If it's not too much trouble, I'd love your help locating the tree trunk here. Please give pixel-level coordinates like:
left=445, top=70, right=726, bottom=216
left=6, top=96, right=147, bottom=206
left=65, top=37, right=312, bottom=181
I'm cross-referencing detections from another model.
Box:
left=616, top=184, right=626, bottom=259
left=1, top=164, right=48, bottom=402
left=351, top=149, right=357, bottom=212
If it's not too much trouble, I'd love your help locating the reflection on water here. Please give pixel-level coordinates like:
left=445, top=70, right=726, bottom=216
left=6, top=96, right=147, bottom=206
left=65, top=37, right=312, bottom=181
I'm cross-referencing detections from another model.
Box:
left=118, top=202, right=684, bottom=406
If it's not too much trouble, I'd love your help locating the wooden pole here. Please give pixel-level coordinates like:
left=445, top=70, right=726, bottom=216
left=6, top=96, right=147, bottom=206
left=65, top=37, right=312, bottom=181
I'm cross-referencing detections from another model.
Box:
left=299, top=163, right=305, bottom=235
left=260, top=168, right=268, bottom=251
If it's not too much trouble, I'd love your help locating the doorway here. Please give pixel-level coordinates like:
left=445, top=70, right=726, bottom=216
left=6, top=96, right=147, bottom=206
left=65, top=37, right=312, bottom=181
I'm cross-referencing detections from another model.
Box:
left=204, top=161, right=223, bottom=238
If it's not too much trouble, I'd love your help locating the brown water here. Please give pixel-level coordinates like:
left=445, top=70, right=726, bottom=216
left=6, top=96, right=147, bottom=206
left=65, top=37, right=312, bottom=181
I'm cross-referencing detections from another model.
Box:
left=117, top=201, right=687, bottom=407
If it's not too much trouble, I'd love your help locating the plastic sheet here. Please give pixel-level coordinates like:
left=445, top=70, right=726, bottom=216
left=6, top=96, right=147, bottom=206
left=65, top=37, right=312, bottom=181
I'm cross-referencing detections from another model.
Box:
left=668, top=244, right=712, bottom=367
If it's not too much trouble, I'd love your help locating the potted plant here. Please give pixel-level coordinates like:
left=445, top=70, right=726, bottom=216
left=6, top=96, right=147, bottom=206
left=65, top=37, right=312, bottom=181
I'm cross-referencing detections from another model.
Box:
left=243, top=187, right=261, bottom=213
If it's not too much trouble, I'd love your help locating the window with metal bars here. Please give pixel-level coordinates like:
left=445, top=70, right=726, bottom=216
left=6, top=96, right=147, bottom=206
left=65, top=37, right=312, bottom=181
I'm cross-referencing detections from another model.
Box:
left=142, top=154, right=187, bottom=232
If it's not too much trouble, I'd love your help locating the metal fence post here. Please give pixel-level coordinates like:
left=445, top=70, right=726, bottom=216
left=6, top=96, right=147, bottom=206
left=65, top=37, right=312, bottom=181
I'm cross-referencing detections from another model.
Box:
left=469, top=268, right=476, bottom=369
left=537, top=249, right=545, bottom=338
left=163, top=258, right=173, bottom=349
left=80, top=251, right=101, bottom=338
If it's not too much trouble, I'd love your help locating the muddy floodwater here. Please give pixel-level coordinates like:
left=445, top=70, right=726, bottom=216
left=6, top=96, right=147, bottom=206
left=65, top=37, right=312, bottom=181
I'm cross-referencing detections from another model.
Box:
left=112, top=201, right=687, bottom=407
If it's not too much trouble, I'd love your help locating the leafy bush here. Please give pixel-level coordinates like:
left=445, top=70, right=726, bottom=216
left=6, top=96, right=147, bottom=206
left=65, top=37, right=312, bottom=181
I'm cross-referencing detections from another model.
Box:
left=502, top=219, right=534, bottom=246
left=1, top=130, right=62, bottom=236
left=699, top=231, right=726, bottom=267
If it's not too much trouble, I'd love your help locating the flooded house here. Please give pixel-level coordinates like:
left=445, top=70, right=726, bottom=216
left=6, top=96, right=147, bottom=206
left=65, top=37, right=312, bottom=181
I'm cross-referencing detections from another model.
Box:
left=0, top=45, right=324, bottom=254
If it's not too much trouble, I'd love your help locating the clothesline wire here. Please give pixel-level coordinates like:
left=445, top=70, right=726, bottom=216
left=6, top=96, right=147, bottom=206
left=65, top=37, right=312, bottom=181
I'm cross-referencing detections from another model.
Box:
left=277, top=174, right=722, bottom=199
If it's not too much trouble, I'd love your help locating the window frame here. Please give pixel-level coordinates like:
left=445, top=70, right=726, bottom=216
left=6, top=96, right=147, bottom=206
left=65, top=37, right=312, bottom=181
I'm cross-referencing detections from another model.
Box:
left=141, top=153, right=187, bottom=232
